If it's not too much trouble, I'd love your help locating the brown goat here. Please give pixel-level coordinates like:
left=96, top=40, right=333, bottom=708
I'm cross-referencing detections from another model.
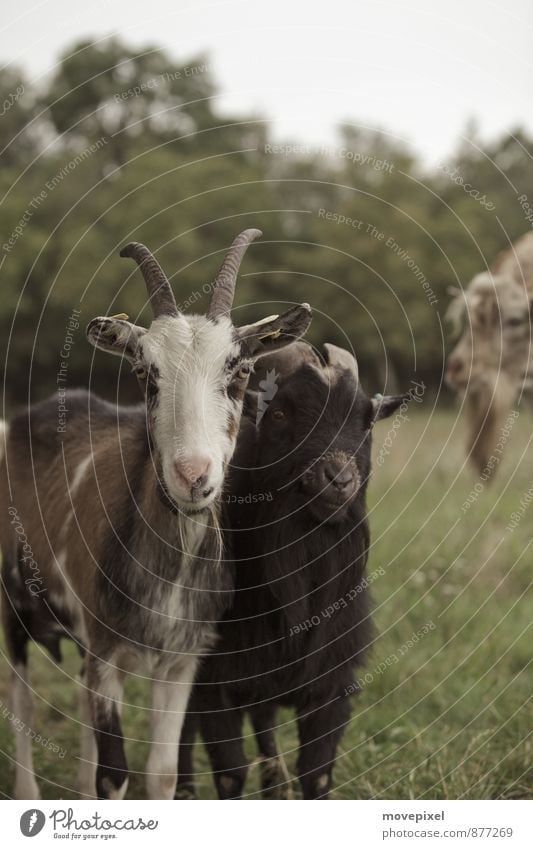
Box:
left=0, top=231, right=312, bottom=799
left=446, top=232, right=533, bottom=475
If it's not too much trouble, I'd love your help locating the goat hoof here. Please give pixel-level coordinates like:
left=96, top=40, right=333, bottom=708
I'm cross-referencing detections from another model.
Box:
left=98, top=774, right=128, bottom=800
left=174, top=784, right=197, bottom=800
left=260, top=758, right=289, bottom=799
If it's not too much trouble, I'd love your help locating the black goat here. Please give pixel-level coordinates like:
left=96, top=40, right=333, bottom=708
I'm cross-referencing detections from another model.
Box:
left=175, top=342, right=406, bottom=799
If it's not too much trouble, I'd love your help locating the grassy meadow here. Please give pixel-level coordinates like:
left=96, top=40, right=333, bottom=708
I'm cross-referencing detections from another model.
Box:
left=0, top=407, right=531, bottom=800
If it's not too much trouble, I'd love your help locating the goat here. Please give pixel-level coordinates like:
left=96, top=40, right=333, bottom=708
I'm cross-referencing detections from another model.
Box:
left=0, top=230, right=312, bottom=800
left=175, top=341, right=405, bottom=799
left=445, top=232, right=533, bottom=475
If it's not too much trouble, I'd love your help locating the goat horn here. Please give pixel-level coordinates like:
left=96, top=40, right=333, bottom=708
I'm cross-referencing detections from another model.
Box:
left=322, top=343, right=359, bottom=383
left=207, top=229, right=262, bottom=319
left=120, top=242, right=179, bottom=318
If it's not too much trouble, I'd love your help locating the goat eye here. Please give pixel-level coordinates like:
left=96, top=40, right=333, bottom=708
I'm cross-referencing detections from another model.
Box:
left=135, top=365, right=148, bottom=380
left=272, top=409, right=285, bottom=421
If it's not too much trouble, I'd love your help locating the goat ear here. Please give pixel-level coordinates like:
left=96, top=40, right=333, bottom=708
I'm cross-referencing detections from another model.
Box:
left=447, top=286, right=462, bottom=298
left=86, top=317, right=146, bottom=362
left=236, top=303, right=312, bottom=359
left=371, top=393, right=408, bottom=424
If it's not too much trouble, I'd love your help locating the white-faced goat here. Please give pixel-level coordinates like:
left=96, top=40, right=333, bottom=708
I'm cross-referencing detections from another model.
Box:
left=0, top=230, right=312, bottom=800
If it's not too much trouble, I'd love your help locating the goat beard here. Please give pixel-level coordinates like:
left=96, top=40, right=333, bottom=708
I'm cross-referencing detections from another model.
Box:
left=250, top=505, right=369, bottom=620
left=269, top=474, right=359, bottom=525
left=465, top=372, right=516, bottom=478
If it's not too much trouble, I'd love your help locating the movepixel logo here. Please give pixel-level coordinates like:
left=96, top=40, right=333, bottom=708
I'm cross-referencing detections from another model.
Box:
left=20, top=809, right=46, bottom=837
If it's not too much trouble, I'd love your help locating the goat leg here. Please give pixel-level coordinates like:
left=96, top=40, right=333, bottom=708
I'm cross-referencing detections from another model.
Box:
left=77, top=661, right=97, bottom=797
left=175, top=700, right=198, bottom=799
left=201, top=697, right=248, bottom=799
left=1, top=551, right=40, bottom=800
left=250, top=704, right=289, bottom=799
left=296, top=696, right=351, bottom=799
left=145, top=660, right=196, bottom=800
left=87, top=656, right=128, bottom=800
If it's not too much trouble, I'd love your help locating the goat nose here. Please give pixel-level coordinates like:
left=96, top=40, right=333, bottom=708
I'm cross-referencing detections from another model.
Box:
left=174, top=456, right=211, bottom=492
left=324, top=462, right=354, bottom=492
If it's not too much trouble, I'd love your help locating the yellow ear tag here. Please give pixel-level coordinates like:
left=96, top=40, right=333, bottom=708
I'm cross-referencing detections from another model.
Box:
left=109, top=313, right=129, bottom=321
left=258, top=326, right=282, bottom=341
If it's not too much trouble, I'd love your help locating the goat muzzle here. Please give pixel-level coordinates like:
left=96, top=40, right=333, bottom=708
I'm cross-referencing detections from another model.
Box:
left=301, top=452, right=361, bottom=508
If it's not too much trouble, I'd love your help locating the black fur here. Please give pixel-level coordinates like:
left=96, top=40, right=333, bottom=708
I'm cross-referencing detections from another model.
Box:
left=177, top=358, right=403, bottom=799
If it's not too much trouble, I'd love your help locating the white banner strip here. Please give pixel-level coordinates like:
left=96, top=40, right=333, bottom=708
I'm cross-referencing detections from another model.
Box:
left=2, top=799, right=531, bottom=848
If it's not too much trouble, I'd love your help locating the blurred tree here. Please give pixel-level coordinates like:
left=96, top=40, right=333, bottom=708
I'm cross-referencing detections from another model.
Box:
left=1, top=39, right=532, bottom=407
left=41, top=38, right=267, bottom=168
left=0, top=67, right=43, bottom=167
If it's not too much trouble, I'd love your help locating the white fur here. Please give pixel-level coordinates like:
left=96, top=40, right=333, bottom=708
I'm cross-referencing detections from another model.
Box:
left=60, top=453, right=92, bottom=540
left=0, top=421, right=8, bottom=465
left=92, top=658, right=124, bottom=720
left=69, top=454, right=92, bottom=496
left=12, top=664, right=40, bottom=800
left=178, top=509, right=210, bottom=563
left=459, top=273, right=530, bottom=327
left=447, top=272, right=532, bottom=390
left=145, top=660, right=197, bottom=799
left=141, top=314, right=241, bottom=509
left=102, top=777, right=129, bottom=800
left=77, top=670, right=97, bottom=798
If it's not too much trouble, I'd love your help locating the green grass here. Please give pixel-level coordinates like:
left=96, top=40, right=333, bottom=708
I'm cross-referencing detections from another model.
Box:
left=0, top=408, right=531, bottom=799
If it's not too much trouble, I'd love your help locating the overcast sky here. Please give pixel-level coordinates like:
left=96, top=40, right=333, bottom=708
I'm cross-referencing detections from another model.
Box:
left=2, top=0, right=532, bottom=163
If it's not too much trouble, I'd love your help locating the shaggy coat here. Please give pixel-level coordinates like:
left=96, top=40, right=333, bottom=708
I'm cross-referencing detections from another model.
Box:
left=176, top=342, right=404, bottom=799
left=0, top=233, right=312, bottom=801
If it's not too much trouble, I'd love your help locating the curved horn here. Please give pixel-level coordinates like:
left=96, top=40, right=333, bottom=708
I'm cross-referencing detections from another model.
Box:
left=207, top=229, right=262, bottom=319
left=120, top=242, right=178, bottom=318
left=322, top=343, right=359, bottom=383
